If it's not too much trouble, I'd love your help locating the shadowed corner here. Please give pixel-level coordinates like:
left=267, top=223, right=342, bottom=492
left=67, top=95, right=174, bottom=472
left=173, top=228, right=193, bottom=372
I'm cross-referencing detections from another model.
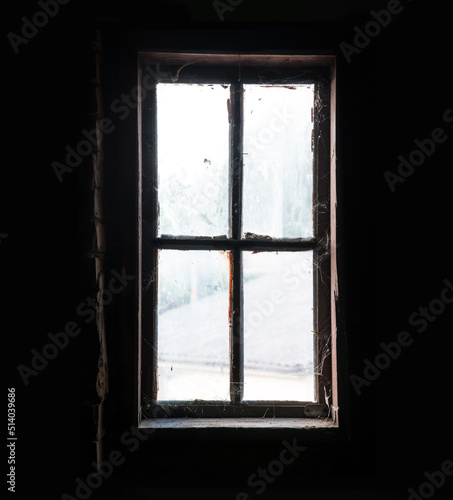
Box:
left=86, top=0, right=192, bottom=27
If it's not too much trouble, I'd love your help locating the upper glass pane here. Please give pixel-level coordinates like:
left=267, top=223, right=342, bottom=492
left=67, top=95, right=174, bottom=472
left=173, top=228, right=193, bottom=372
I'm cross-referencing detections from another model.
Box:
left=156, top=83, right=230, bottom=237
left=242, top=84, right=314, bottom=239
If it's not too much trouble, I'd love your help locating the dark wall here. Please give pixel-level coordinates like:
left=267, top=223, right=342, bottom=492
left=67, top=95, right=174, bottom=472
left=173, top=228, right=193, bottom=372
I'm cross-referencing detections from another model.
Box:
left=4, top=1, right=451, bottom=499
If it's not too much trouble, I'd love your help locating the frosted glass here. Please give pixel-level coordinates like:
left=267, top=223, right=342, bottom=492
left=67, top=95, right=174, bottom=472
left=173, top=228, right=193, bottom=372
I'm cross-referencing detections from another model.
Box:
left=243, top=251, right=314, bottom=401
left=242, top=85, right=314, bottom=239
left=157, top=250, right=230, bottom=401
left=157, top=84, right=230, bottom=237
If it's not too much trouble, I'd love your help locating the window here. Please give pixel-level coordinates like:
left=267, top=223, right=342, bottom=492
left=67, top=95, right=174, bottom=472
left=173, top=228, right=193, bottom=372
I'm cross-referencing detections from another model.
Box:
left=138, top=53, right=337, bottom=425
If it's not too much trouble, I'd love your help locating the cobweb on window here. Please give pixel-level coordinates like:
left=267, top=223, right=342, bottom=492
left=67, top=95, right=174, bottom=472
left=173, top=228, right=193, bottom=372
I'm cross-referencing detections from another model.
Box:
left=139, top=66, right=337, bottom=421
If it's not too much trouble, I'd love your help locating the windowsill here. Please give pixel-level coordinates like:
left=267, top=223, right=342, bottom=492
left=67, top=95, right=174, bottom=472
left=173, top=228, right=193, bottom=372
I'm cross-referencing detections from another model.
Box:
left=139, top=417, right=338, bottom=429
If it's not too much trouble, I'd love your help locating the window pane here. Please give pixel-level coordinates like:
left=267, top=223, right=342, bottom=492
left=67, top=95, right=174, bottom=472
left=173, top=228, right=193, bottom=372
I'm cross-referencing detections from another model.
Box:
left=157, top=250, right=230, bottom=401
left=242, top=85, right=314, bottom=239
left=156, top=83, right=230, bottom=237
left=243, top=251, right=314, bottom=401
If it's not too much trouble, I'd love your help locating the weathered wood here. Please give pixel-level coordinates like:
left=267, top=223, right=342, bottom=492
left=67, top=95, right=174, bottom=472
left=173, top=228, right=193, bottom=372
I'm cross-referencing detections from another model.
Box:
left=230, top=81, right=244, bottom=404
left=329, top=60, right=339, bottom=425
left=140, top=52, right=336, bottom=68
left=138, top=53, right=336, bottom=424
left=148, top=402, right=329, bottom=419
left=91, top=29, right=108, bottom=471
left=154, top=237, right=317, bottom=251
left=140, top=417, right=337, bottom=429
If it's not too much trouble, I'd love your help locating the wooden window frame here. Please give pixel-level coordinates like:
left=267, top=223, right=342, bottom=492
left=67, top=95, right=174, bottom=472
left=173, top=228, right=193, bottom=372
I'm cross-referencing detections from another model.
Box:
left=137, top=52, right=337, bottom=426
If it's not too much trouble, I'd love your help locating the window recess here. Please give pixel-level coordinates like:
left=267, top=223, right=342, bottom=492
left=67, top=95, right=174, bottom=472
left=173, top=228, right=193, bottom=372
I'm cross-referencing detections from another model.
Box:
left=138, top=53, right=337, bottom=425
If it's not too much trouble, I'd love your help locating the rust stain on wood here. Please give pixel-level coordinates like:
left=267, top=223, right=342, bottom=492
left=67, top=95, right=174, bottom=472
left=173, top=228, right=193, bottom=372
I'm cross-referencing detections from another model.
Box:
left=228, top=251, right=233, bottom=326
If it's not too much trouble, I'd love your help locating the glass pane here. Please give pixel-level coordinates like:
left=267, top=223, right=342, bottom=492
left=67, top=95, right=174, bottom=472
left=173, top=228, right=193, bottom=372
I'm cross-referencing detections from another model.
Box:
left=157, top=250, right=230, bottom=401
left=156, top=83, right=230, bottom=237
left=243, top=251, right=314, bottom=401
left=242, top=85, right=314, bottom=239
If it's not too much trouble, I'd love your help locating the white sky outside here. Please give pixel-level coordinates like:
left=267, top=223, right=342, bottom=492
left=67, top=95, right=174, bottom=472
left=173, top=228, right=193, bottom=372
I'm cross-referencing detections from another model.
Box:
left=155, top=83, right=315, bottom=402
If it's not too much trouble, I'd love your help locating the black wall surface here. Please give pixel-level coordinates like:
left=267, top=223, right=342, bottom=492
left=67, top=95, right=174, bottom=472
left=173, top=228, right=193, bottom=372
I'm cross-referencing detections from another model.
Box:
left=3, top=1, right=452, bottom=499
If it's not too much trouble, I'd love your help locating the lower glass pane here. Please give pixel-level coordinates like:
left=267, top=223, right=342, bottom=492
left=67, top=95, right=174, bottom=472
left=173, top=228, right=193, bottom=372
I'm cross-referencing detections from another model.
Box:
left=157, top=249, right=230, bottom=401
left=243, top=251, right=315, bottom=401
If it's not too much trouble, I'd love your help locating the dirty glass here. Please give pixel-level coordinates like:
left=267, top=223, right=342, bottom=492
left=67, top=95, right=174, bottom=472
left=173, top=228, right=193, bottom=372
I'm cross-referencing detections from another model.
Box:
left=156, top=83, right=230, bottom=237
left=242, top=84, right=314, bottom=239
left=242, top=251, right=315, bottom=401
left=157, top=249, right=231, bottom=401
